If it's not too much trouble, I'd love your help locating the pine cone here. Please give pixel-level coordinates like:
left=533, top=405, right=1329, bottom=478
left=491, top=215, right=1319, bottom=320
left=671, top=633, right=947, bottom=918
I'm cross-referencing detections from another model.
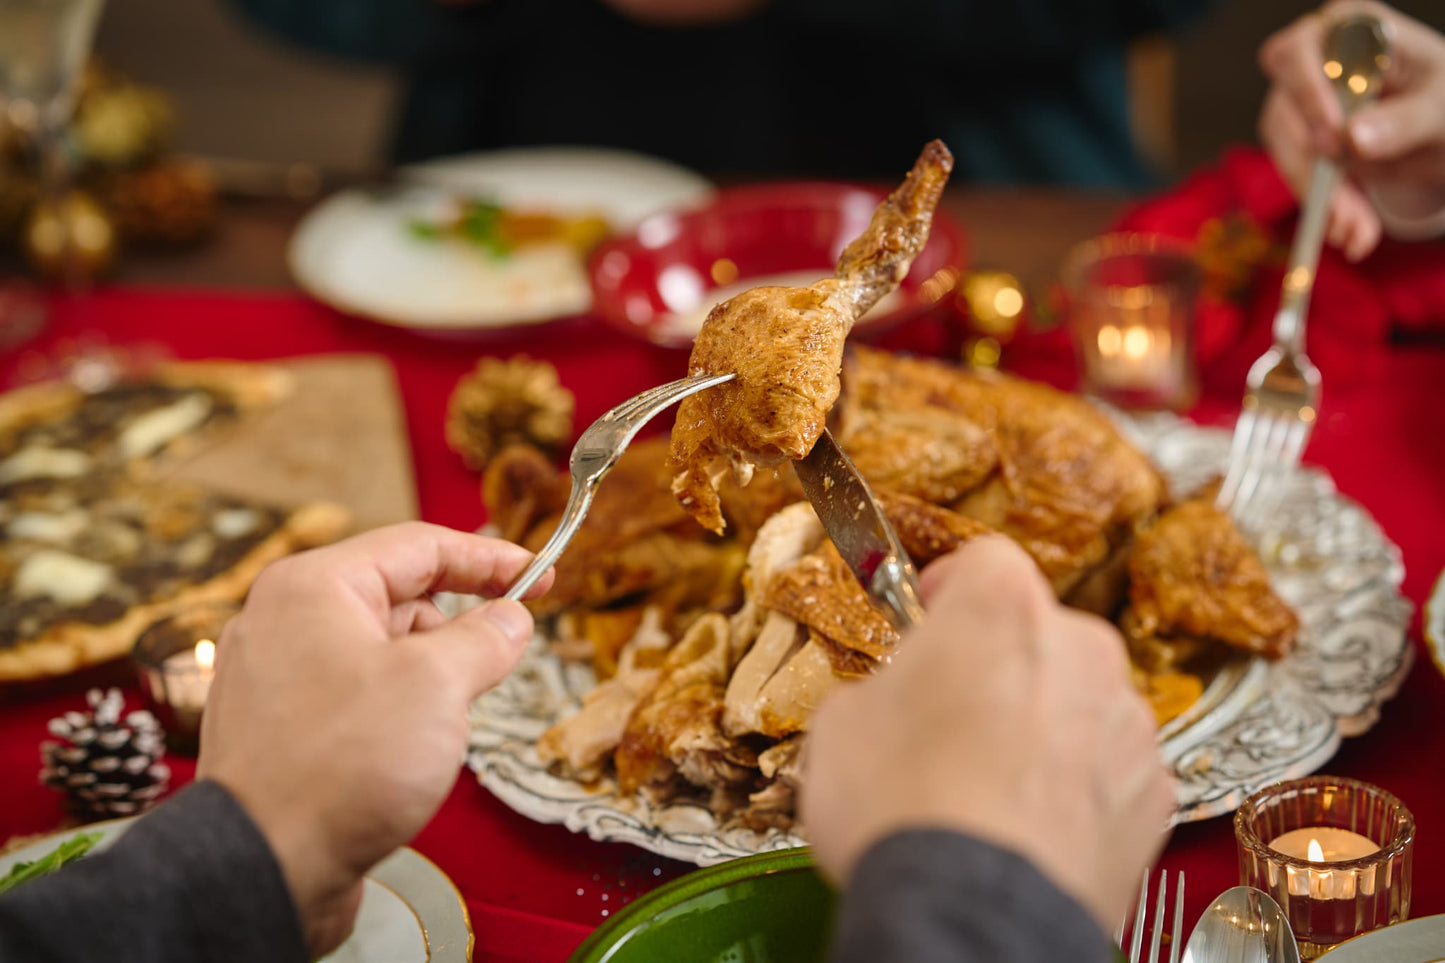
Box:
left=446, top=356, right=574, bottom=470
left=102, top=159, right=217, bottom=245
left=40, top=689, right=170, bottom=821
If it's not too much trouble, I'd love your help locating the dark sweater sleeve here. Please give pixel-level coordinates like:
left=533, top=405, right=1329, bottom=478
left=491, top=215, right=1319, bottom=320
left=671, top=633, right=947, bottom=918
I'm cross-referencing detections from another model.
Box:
left=832, top=829, right=1114, bottom=963
left=0, top=780, right=307, bottom=963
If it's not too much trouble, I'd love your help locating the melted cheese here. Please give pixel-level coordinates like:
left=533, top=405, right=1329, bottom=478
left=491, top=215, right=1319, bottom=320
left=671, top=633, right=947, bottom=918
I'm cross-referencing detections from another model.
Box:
left=8, top=509, right=89, bottom=544
left=0, top=447, right=91, bottom=485
left=14, top=550, right=114, bottom=606
left=117, top=393, right=213, bottom=460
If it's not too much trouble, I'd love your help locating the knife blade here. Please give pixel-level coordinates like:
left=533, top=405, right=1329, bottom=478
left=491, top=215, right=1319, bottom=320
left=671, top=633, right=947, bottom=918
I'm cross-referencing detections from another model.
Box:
left=792, top=429, right=927, bottom=629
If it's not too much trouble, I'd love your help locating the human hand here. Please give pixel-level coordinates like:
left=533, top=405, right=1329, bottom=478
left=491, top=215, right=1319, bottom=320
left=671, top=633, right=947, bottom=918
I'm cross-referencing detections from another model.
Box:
left=196, top=523, right=552, bottom=957
left=800, top=536, right=1174, bottom=933
left=1258, top=1, right=1445, bottom=260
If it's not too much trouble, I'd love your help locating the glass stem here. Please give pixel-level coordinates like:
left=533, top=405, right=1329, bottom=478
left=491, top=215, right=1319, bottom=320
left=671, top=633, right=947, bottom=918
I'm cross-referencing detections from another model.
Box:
left=31, top=114, right=85, bottom=292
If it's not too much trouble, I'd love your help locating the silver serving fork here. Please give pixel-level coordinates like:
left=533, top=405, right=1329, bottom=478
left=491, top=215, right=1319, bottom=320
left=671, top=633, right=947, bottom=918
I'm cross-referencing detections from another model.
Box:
left=1216, top=14, right=1388, bottom=529
left=1119, top=869, right=1186, bottom=963
left=502, top=372, right=735, bottom=600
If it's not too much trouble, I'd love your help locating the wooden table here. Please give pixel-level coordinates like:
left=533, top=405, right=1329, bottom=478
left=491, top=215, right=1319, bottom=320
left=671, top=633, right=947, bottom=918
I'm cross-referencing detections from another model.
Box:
left=86, top=190, right=1133, bottom=294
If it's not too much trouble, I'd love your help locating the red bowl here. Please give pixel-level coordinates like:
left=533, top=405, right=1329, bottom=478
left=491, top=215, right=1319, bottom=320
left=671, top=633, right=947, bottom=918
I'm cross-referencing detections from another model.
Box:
left=589, top=182, right=968, bottom=348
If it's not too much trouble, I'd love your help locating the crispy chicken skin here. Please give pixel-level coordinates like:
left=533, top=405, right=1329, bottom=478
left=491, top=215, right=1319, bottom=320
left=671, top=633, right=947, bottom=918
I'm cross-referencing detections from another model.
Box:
left=1122, top=497, right=1299, bottom=668
left=668, top=141, right=954, bottom=534
left=842, top=347, right=1165, bottom=594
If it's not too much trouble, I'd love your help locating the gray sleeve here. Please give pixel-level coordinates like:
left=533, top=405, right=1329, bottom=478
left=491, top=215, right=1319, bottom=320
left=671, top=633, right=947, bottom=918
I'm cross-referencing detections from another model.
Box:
left=831, top=829, right=1115, bottom=963
left=0, top=780, right=307, bottom=963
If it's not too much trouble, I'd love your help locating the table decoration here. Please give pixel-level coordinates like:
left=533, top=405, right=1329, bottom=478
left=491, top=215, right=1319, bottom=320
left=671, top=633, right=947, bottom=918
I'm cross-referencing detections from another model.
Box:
left=38, top=688, right=169, bottom=820
left=1425, top=568, right=1445, bottom=682
left=132, top=603, right=234, bottom=755
left=445, top=355, right=574, bottom=470
left=1111, top=147, right=1445, bottom=397
left=1061, top=233, right=1199, bottom=410
left=465, top=410, right=1412, bottom=865
left=1235, top=775, right=1414, bottom=959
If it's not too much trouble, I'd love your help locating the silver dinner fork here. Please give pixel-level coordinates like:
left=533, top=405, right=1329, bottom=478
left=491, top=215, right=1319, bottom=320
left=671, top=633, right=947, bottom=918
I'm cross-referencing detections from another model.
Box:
left=1119, top=869, right=1185, bottom=963
left=502, top=371, right=736, bottom=601
left=1216, top=14, right=1388, bottom=529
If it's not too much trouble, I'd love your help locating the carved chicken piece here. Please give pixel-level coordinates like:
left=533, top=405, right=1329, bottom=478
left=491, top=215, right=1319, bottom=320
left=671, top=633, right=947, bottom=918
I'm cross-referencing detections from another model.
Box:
left=740, top=736, right=806, bottom=831
left=614, top=614, right=756, bottom=801
left=536, top=608, right=675, bottom=778
left=669, top=141, right=954, bottom=533
left=1121, top=497, right=1299, bottom=670
left=482, top=443, right=569, bottom=544
left=874, top=490, right=992, bottom=567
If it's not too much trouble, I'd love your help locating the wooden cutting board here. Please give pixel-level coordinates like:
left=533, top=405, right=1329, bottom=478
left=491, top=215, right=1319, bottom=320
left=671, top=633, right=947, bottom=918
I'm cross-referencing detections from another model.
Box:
left=163, top=354, right=418, bottom=531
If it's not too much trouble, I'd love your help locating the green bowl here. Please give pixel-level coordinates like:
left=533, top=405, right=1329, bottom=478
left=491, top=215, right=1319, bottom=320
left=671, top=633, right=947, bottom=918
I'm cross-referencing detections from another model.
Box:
left=568, top=848, right=836, bottom=962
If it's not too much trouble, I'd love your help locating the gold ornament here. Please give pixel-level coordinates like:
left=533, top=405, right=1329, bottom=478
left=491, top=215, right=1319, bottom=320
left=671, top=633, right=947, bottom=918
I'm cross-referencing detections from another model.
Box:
left=73, top=67, right=174, bottom=167
left=957, top=270, right=1026, bottom=338
left=102, top=159, right=217, bottom=245
left=446, top=356, right=574, bottom=470
left=22, top=190, right=117, bottom=281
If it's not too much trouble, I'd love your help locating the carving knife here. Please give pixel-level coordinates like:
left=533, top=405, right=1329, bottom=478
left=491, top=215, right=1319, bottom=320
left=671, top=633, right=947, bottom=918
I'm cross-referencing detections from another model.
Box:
left=792, top=428, right=926, bottom=629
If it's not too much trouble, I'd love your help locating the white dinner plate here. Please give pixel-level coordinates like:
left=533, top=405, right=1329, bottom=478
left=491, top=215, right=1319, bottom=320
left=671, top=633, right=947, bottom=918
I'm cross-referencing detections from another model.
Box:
left=0, top=819, right=471, bottom=961
left=288, top=147, right=712, bottom=334
left=1318, top=914, right=1445, bottom=960
left=462, top=409, right=1413, bottom=866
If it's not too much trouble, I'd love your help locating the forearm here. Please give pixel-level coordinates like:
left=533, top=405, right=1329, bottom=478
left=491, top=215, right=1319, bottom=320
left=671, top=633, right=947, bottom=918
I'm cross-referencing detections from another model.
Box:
left=832, top=829, right=1114, bottom=963
left=0, top=781, right=307, bottom=963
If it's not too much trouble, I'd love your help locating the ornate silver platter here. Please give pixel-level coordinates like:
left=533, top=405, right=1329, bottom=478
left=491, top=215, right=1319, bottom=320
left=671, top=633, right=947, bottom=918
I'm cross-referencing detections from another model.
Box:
left=464, top=414, right=1413, bottom=865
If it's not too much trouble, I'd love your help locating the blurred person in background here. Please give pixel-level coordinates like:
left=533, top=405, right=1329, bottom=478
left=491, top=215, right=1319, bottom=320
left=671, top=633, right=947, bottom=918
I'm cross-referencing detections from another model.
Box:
left=225, top=0, right=1215, bottom=186
left=1258, top=0, right=1445, bottom=260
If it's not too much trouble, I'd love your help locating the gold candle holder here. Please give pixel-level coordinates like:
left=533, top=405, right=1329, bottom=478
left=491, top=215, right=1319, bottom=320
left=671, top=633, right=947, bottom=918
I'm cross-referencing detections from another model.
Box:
left=132, top=602, right=236, bottom=755
left=1235, top=775, right=1414, bottom=960
left=1062, top=233, right=1199, bottom=410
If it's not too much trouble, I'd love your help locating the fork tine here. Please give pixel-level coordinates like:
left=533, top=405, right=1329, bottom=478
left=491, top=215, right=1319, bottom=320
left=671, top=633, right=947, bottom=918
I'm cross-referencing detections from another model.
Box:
left=1216, top=410, right=1259, bottom=510
left=1129, top=869, right=1149, bottom=963
left=1170, top=871, right=1185, bottom=963
left=1147, top=869, right=1168, bottom=963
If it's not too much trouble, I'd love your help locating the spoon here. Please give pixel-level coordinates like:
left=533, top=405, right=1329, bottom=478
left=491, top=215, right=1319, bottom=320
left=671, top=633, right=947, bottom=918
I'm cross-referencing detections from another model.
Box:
left=1182, top=887, right=1301, bottom=963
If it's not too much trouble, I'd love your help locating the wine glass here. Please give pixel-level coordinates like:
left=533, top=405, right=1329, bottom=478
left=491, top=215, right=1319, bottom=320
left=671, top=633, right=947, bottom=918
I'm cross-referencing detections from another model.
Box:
left=0, top=0, right=105, bottom=304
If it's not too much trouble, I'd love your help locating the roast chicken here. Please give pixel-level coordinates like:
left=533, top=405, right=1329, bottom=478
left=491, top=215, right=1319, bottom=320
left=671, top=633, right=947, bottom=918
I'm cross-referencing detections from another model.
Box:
left=668, top=140, right=954, bottom=534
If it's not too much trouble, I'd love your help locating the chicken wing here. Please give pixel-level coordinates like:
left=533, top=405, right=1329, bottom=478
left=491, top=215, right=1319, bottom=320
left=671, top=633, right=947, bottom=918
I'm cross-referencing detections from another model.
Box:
left=1121, top=497, right=1299, bottom=669
left=668, top=140, right=954, bottom=533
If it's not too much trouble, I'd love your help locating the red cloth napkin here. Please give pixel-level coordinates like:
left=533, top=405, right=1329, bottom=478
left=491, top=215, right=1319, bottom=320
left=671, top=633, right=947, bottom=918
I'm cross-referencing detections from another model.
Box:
left=1112, top=147, right=1445, bottom=396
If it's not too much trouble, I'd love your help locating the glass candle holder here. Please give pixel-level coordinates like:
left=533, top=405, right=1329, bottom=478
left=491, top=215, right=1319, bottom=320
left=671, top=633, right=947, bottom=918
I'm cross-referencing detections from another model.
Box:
left=1061, top=233, right=1200, bottom=410
left=1235, top=775, right=1414, bottom=960
left=132, top=602, right=236, bottom=755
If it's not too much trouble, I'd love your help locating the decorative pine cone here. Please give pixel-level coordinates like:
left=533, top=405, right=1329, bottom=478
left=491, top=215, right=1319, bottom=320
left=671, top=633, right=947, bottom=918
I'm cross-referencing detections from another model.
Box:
left=446, top=356, right=574, bottom=470
left=101, top=159, right=217, bottom=245
left=40, top=689, right=170, bottom=821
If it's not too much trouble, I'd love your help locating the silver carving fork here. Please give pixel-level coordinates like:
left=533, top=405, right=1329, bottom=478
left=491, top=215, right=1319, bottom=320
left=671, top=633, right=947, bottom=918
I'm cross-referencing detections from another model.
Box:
left=502, top=372, right=735, bottom=601
left=1216, top=14, right=1388, bottom=530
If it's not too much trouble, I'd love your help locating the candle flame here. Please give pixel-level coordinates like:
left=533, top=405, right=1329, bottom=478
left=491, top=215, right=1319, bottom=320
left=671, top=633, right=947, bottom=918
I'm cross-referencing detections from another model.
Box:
left=1308, top=838, right=1324, bottom=863
left=195, top=638, right=216, bottom=670
left=1122, top=326, right=1152, bottom=360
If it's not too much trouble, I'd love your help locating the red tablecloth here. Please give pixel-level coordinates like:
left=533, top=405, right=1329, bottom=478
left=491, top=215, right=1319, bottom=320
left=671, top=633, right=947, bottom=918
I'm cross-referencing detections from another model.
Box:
left=1, top=288, right=1443, bottom=961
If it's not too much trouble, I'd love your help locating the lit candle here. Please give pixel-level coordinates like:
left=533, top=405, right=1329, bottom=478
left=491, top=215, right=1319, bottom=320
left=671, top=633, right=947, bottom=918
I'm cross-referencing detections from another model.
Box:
left=161, top=638, right=216, bottom=734
left=1270, top=827, right=1380, bottom=862
left=1271, top=828, right=1381, bottom=901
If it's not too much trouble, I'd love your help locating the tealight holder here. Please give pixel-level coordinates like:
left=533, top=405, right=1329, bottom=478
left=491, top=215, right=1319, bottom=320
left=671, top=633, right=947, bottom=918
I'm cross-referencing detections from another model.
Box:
left=1235, top=775, right=1414, bottom=960
left=132, top=601, right=236, bottom=755
left=1061, top=233, right=1199, bottom=410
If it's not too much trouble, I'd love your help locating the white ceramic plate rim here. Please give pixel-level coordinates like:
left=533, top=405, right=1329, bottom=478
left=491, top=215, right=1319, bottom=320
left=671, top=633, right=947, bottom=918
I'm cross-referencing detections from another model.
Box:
left=288, top=147, right=713, bottom=333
